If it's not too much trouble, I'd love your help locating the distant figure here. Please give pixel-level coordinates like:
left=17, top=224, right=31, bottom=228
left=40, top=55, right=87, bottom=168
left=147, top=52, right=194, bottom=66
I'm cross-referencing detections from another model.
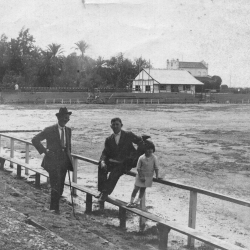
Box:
left=97, top=117, right=143, bottom=202
left=95, top=89, right=100, bottom=99
left=32, top=107, right=73, bottom=214
left=126, top=141, right=159, bottom=208
left=14, top=83, right=19, bottom=91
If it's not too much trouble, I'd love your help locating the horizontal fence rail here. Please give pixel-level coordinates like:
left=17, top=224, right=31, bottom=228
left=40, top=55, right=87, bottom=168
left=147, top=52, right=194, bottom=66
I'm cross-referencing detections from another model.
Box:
left=1, top=87, right=133, bottom=93
left=0, top=133, right=249, bottom=249
left=115, top=98, right=200, bottom=104
left=12, top=98, right=201, bottom=105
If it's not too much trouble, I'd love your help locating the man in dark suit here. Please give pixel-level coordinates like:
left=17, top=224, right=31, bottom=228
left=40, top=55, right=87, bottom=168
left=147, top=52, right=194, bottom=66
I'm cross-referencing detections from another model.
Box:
left=98, top=117, right=143, bottom=201
left=32, top=107, right=73, bottom=214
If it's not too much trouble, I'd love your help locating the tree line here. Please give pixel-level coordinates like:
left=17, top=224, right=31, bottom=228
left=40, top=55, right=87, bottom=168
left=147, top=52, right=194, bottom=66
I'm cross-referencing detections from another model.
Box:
left=195, top=75, right=222, bottom=92
left=0, top=28, right=150, bottom=90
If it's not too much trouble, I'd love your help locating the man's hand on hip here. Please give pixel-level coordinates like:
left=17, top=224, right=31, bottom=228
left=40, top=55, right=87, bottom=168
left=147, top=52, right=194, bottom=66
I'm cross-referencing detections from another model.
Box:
left=45, top=149, right=54, bottom=158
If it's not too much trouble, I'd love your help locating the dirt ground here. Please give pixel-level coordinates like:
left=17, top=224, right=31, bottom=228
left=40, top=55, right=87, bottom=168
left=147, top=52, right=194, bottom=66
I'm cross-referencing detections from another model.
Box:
left=0, top=103, right=250, bottom=249
left=0, top=169, right=162, bottom=250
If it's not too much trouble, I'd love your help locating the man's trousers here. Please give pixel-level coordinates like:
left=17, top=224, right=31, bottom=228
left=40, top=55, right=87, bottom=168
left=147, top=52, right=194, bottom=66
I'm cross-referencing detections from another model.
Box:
left=98, top=163, right=124, bottom=195
left=47, top=152, right=71, bottom=211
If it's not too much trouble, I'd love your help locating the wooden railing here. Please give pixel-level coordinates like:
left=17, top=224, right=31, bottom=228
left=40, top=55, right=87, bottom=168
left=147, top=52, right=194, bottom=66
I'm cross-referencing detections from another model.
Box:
left=9, top=98, right=201, bottom=105
left=0, top=133, right=249, bottom=248
left=115, top=98, right=200, bottom=104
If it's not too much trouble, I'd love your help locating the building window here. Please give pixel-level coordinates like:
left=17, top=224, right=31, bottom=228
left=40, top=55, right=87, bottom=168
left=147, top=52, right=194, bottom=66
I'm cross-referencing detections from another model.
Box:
left=135, top=85, right=141, bottom=91
left=171, top=85, right=179, bottom=92
left=145, top=85, right=151, bottom=92
left=160, top=84, right=166, bottom=90
left=183, top=85, right=191, bottom=91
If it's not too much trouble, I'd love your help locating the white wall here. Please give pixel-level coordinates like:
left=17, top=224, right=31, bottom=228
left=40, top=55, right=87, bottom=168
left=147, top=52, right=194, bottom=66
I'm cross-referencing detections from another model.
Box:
left=191, top=85, right=195, bottom=93
left=166, top=59, right=179, bottom=69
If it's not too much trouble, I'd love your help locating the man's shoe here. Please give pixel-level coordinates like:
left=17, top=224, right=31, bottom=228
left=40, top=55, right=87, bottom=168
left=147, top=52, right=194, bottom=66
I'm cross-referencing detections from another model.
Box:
left=126, top=202, right=137, bottom=208
left=49, top=209, right=60, bottom=215
left=98, top=192, right=108, bottom=202
left=60, top=195, right=67, bottom=201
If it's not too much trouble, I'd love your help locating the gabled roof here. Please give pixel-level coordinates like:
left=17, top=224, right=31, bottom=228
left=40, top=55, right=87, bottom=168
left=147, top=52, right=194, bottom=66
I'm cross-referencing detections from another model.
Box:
left=179, top=61, right=207, bottom=69
left=138, top=69, right=203, bottom=85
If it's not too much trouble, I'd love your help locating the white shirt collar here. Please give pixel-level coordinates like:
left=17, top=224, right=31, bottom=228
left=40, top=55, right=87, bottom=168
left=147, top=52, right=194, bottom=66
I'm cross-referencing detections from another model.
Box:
left=114, top=131, right=121, bottom=136
left=58, top=123, right=65, bottom=130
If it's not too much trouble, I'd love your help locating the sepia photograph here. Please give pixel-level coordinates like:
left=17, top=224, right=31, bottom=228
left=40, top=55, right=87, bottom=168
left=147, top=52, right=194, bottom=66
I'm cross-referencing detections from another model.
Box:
left=0, top=0, right=249, bottom=249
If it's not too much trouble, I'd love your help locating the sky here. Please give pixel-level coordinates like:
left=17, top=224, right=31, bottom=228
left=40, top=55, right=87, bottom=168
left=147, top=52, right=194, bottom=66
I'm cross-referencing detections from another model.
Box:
left=0, top=0, right=250, bottom=87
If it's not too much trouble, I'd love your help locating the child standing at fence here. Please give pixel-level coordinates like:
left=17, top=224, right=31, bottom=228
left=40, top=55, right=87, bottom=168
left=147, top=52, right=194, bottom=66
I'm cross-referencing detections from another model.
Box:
left=126, top=141, right=159, bottom=208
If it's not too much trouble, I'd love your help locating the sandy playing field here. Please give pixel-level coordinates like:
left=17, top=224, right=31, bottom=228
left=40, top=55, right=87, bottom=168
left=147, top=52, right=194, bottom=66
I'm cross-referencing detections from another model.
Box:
left=0, top=103, right=249, bottom=249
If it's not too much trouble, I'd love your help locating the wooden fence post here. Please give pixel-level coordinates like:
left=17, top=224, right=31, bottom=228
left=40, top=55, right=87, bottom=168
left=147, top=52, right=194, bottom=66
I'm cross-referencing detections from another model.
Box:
left=0, top=135, right=4, bottom=169
left=10, top=138, right=14, bottom=158
left=99, top=201, right=105, bottom=210
left=157, top=223, right=171, bottom=250
left=35, top=173, right=41, bottom=189
left=25, top=143, right=29, bottom=175
left=17, top=164, right=22, bottom=178
left=119, top=207, right=127, bottom=229
left=0, top=158, right=5, bottom=170
left=187, top=191, right=198, bottom=247
left=139, top=192, right=146, bottom=231
left=86, top=193, right=92, bottom=213
left=72, top=157, right=78, bottom=195
left=10, top=138, right=14, bottom=168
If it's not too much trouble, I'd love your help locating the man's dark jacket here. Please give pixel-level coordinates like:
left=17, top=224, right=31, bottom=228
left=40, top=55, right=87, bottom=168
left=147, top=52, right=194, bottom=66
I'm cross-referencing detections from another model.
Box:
left=100, top=130, right=142, bottom=170
left=32, top=124, right=73, bottom=171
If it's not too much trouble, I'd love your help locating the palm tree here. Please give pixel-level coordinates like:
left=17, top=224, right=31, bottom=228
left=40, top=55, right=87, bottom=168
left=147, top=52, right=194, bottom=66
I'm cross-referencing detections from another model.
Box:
left=74, top=40, right=89, bottom=86
left=47, top=43, right=63, bottom=56
left=38, top=43, right=64, bottom=87
left=74, top=40, right=89, bottom=58
left=47, top=43, right=64, bottom=68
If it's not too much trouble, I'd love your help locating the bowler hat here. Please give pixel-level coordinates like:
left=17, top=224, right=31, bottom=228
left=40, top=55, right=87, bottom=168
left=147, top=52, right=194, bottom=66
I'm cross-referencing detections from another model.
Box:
left=55, top=107, right=72, bottom=117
